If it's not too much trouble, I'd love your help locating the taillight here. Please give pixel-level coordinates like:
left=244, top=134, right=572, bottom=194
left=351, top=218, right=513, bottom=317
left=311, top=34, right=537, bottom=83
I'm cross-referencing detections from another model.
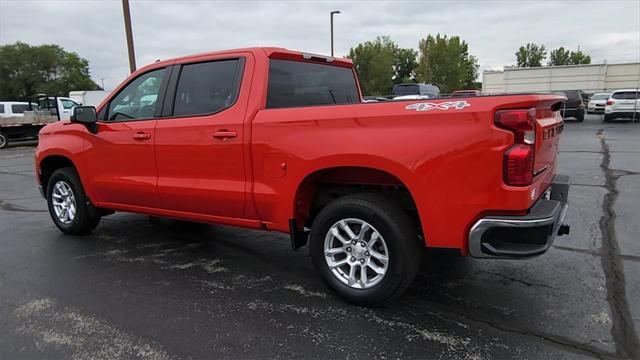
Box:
left=606, top=99, right=614, bottom=105
left=495, top=108, right=536, bottom=186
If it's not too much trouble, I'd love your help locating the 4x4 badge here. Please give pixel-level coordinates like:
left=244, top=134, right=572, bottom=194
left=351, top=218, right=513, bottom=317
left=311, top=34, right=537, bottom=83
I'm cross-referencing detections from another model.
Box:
left=405, top=101, right=471, bottom=111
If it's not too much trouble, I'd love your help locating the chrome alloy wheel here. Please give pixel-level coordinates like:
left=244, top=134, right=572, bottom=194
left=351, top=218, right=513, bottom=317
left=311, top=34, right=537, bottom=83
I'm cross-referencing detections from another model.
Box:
left=51, top=180, right=76, bottom=224
left=324, top=218, right=390, bottom=289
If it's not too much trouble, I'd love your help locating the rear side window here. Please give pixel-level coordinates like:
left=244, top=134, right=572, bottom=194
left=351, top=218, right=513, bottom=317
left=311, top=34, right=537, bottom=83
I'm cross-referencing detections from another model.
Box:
left=612, top=91, right=640, bottom=100
left=267, top=59, right=359, bottom=108
left=0, top=104, right=4, bottom=113
left=11, top=104, right=29, bottom=113
left=173, top=59, right=243, bottom=117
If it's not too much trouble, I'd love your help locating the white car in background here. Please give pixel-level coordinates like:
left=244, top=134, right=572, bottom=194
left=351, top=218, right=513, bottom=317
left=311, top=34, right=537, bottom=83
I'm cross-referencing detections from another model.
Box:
left=0, top=102, right=39, bottom=117
left=604, top=89, right=640, bottom=122
left=587, top=92, right=610, bottom=114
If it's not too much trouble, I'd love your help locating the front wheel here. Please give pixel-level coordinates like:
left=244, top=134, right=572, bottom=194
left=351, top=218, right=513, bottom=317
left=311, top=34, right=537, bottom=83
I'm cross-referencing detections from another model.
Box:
left=576, top=111, right=584, bottom=122
left=0, top=132, right=8, bottom=149
left=46, top=167, right=101, bottom=235
left=309, top=193, right=421, bottom=307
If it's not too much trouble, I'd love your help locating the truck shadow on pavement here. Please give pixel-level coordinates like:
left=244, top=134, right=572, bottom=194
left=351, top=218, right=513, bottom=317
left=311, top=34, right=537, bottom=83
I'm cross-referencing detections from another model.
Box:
left=36, top=212, right=614, bottom=359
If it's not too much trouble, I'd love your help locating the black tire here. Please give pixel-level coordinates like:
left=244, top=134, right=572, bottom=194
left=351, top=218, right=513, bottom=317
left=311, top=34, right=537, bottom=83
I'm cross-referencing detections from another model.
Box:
left=46, top=167, right=101, bottom=235
left=309, top=193, right=421, bottom=307
left=0, top=132, right=8, bottom=149
left=603, top=114, right=612, bottom=123
left=576, top=111, right=584, bottom=122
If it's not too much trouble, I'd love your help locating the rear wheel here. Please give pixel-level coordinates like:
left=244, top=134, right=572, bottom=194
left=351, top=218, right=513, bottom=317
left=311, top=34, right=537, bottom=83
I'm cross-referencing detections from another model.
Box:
left=309, top=193, right=421, bottom=306
left=604, top=114, right=612, bottom=123
left=0, top=132, right=8, bottom=149
left=576, top=111, right=584, bottom=122
left=47, top=167, right=101, bottom=235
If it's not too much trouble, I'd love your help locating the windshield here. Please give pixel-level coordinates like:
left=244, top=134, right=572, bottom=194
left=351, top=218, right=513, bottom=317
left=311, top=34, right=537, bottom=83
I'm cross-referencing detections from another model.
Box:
left=591, top=93, right=610, bottom=100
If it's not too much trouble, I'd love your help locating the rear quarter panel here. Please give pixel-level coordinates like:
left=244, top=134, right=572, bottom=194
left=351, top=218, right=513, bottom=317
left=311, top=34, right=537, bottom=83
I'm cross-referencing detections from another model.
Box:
left=251, top=95, right=563, bottom=254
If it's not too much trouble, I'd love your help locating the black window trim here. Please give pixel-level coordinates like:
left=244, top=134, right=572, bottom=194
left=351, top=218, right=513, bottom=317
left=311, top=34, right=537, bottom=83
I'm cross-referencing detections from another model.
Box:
left=264, top=58, right=361, bottom=110
left=100, top=66, right=172, bottom=123
left=159, top=56, right=246, bottom=120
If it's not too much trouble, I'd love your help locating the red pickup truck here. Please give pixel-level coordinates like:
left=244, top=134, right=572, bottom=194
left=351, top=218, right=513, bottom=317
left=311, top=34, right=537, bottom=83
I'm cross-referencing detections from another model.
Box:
left=35, top=47, right=570, bottom=306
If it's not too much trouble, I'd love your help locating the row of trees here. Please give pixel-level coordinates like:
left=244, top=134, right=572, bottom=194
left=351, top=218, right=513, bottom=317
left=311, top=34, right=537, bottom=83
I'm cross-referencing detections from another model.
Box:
left=516, top=43, right=591, bottom=67
left=347, top=35, right=479, bottom=96
left=0, top=42, right=100, bottom=101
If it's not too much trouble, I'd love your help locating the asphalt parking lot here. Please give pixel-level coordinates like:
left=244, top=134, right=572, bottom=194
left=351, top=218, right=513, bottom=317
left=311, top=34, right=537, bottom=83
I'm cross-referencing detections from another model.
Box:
left=1, top=114, right=639, bottom=359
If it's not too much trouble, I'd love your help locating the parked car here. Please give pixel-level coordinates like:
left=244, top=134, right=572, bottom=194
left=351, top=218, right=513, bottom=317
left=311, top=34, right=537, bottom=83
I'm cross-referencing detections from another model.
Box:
left=38, top=96, right=81, bottom=121
left=392, top=83, right=440, bottom=100
left=587, top=92, right=611, bottom=114
left=604, top=89, right=640, bottom=122
left=0, top=101, right=39, bottom=117
left=35, top=47, right=570, bottom=306
left=554, top=90, right=585, bottom=122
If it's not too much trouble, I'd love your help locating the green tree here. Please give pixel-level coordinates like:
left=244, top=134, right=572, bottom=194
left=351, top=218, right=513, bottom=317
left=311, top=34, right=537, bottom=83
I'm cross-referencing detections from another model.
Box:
left=0, top=42, right=99, bottom=100
left=414, top=34, right=479, bottom=93
left=569, top=49, right=591, bottom=65
left=516, top=43, right=547, bottom=67
left=548, top=47, right=571, bottom=66
left=347, top=36, right=396, bottom=95
left=549, top=46, right=591, bottom=66
left=393, top=47, right=418, bottom=84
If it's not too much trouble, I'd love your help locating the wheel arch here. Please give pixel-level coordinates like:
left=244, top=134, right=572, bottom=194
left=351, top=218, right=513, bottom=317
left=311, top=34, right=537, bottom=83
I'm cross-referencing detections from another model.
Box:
left=291, top=165, right=425, bottom=246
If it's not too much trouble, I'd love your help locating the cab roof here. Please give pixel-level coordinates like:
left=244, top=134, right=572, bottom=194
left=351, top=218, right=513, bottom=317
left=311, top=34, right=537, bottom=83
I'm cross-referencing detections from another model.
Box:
left=151, top=47, right=353, bottom=69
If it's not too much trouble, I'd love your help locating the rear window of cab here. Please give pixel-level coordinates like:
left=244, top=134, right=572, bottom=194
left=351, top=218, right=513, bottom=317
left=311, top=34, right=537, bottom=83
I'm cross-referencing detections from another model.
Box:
left=266, top=59, right=359, bottom=109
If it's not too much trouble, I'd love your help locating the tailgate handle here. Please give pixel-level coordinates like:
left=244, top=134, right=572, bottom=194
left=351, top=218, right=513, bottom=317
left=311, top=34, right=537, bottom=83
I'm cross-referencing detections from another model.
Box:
left=213, top=130, right=237, bottom=140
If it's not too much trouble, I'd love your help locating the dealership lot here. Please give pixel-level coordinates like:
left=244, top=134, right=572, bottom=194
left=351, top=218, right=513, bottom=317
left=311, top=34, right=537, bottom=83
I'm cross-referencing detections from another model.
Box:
left=0, top=114, right=638, bottom=359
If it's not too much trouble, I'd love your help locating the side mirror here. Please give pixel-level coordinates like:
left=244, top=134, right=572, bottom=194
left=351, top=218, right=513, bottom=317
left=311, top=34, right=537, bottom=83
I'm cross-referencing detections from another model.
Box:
left=70, top=106, right=97, bottom=123
left=70, top=106, right=98, bottom=133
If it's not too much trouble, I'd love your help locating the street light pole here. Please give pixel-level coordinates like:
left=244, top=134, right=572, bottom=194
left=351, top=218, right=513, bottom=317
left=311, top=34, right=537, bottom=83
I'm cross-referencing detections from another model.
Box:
left=330, top=10, right=340, bottom=57
left=122, top=0, right=137, bottom=73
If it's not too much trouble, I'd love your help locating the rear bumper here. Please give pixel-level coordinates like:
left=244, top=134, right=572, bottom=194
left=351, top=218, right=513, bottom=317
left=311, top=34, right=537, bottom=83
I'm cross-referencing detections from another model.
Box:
left=469, top=174, right=570, bottom=259
left=560, top=108, right=584, bottom=117
left=604, top=111, right=640, bottom=118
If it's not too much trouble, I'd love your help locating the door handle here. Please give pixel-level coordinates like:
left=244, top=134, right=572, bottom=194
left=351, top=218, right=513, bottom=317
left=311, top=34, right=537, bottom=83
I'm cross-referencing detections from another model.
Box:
left=213, top=130, right=238, bottom=140
left=133, top=132, right=151, bottom=141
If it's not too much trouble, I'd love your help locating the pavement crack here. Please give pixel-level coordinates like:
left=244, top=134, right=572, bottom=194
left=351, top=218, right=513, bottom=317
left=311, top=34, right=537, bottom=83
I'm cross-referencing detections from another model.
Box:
left=477, top=270, right=560, bottom=290
left=410, top=299, right=616, bottom=359
left=597, top=128, right=640, bottom=359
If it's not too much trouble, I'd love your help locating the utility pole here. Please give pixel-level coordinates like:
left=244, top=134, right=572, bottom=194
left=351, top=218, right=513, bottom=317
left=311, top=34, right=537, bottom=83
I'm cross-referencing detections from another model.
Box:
left=122, top=0, right=137, bottom=73
left=330, top=10, right=340, bottom=57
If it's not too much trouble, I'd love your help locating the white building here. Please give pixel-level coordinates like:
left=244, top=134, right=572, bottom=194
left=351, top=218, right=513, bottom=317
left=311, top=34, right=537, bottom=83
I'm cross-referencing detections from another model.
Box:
left=482, top=62, right=640, bottom=94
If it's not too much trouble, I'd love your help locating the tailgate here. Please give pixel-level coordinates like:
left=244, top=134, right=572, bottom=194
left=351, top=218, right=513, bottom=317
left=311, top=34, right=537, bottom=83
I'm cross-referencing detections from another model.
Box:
left=534, top=107, right=564, bottom=177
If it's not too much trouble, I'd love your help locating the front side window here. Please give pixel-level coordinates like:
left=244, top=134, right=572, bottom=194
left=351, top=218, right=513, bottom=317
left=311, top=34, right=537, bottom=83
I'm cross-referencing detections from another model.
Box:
left=107, top=68, right=166, bottom=121
left=61, top=99, right=79, bottom=109
left=266, top=59, right=359, bottom=109
left=173, top=59, right=242, bottom=117
left=0, top=104, right=5, bottom=114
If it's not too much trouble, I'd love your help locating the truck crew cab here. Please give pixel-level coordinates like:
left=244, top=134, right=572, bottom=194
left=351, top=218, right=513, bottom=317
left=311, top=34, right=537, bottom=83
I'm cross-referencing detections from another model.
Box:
left=35, top=48, right=570, bottom=306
